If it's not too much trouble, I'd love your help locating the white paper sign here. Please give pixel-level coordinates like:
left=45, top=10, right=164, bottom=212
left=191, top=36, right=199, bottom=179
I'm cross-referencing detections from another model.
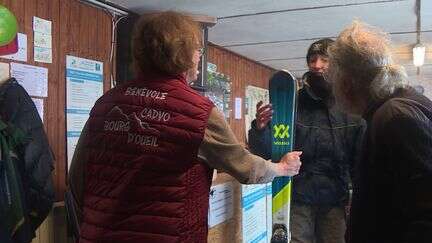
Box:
left=242, top=184, right=268, bottom=243
left=235, top=97, right=242, bottom=120
left=33, top=17, right=52, bottom=34
left=66, top=111, right=89, bottom=166
left=34, top=32, right=52, bottom=48
left=0, top=33, right=28, bottom=62
left=208, top=182, right=234, bottom=228
left=34, top=46, right=52, bottom=63
left=66, top=56, right=104, bottom=110
left=67, top=136, right=80, bottom=167
left=66, top=55, right=103, bottom=168
left=67, top=112, right=89, bottom=132
left=266, top=183, right=273, bottom=242
left=31, top=98, right=44, bottom=122
left=0, top=62, right=10, bottom=81
left=10, top=62, right=48, bottom=97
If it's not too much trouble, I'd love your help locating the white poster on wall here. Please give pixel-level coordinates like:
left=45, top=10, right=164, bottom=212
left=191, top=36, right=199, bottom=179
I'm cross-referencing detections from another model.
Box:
left=10, top=62, right=48, bottom=97
left=0, top=33, right=28, bottom=62
left=34, top=32, right=52, bottom=48
left=66, top=55, right=103, bottom=169
left=242, top=184, right=268, bottom=243
left=34, top=46, right=52, bottom=63
left=235, top=97, right=242, bottom=120
left=33, top=16, right=52, bottom=34
left=33, top=17, right=52, bottom=63
left=266, top=183, right=273, bottom=243
left=208, top=182, right=234, bottom=228
left=31, top=98, right=44, bottom=122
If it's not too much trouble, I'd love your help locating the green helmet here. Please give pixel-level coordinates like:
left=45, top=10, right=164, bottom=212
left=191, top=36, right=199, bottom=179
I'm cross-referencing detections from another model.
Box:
left=0, top=5, right=18, bottom=46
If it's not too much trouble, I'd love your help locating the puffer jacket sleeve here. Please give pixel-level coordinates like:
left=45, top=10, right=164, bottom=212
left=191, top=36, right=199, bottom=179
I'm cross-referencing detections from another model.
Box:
left=247, top=120, right=272, bottom=160
left=0, top=79, right=55, bottom=230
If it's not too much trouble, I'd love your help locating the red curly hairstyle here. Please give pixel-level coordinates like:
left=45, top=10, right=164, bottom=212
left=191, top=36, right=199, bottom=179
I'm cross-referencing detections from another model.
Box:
left=132, top=11, right=202, bottom=76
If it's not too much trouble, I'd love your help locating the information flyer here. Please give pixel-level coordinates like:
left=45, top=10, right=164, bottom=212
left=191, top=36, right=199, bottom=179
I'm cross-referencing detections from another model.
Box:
left=266, top=183, right=272, bottom=242
left=66, top=55, right=103, bottom=168
left=242, top=184, right=268, bottom=243
left=10, top=62, right=48, bottom=97
left=0, top=33, right=28, bottom=62
left=208, top=182, right=234, bottom=227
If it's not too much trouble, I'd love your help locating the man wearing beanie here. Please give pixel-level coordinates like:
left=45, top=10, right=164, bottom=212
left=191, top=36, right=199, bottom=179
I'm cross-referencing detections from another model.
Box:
left=248, top=39, right=365, bottom=243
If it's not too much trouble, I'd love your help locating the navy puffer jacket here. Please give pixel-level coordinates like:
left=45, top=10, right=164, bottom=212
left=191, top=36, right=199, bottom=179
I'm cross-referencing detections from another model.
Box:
left=248, top=85, right=365, bottom=206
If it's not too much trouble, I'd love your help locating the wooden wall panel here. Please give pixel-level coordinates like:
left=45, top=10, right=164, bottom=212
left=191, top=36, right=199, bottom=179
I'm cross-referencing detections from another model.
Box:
left=0, top=0, right=113, bottom=201
left=207, top=44, right=274, bottom=143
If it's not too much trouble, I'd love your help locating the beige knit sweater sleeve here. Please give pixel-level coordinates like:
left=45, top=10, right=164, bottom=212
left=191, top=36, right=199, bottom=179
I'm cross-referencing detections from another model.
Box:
left=198, top=107, right=279, bottom=184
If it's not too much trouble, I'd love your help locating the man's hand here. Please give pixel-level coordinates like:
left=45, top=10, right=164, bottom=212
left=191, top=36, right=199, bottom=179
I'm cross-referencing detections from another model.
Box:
left=255, top=101, right=273, bottom=130
left=276, top=151, right=302, bottom=176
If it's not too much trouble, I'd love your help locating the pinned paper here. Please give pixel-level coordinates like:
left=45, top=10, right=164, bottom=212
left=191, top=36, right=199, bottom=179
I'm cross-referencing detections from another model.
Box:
left=33, top=17, right=52, bottom=63
left=34, top=46, right=52, bottom=63
left=0, top=33, right=28, bottom=62
left=242, top=184, right=268, bottom=243
left=66, top=55, right=104, bottom=169
left=10, top=62, right=48, bottom=97
left=208, top=182, right=234, bottom=227
left=32, top=98, right=44, bottom=122
left=235, top=97, right=242, bottom=120
left=0, top=62, right=10, bottom=81
left=33, top=17, right=52, bottom=34
left=34, top=32, right=52, bottom=48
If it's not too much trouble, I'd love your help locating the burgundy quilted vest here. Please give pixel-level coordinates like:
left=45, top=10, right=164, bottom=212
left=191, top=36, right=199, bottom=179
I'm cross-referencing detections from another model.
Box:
left=79, top=74, right=214, bottom=243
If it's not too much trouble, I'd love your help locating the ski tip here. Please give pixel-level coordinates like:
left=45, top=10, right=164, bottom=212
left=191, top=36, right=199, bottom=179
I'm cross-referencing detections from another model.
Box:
left=271, top=69, right=296, bottom=82
left=269, top=70, right=297, bottom=90
left=280, top=69, right=294, bottom=77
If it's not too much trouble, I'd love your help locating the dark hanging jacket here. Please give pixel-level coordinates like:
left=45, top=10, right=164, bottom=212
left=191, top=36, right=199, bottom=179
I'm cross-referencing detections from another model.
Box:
left=349, top=87, right=432, bottom=243
left=0, top=78, right=55, bottom=243
left=249, top=85, right=365, bottom=206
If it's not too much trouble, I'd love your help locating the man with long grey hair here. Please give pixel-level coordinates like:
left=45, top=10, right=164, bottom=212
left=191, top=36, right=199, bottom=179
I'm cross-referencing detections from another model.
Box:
left=328, top=21, right=432, bottom=243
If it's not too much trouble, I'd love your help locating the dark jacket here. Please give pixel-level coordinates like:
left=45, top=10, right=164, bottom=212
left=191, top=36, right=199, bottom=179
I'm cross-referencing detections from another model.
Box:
left=0, top=78, right=55, bottom=243
left=349, top=87, right=432, bottom=243
left=249, top=85, right=365, bottom=206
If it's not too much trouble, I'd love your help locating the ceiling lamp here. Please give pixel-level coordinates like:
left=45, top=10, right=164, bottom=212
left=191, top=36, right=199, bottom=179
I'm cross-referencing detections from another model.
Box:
left=413, top=43, right=426, bottom=67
